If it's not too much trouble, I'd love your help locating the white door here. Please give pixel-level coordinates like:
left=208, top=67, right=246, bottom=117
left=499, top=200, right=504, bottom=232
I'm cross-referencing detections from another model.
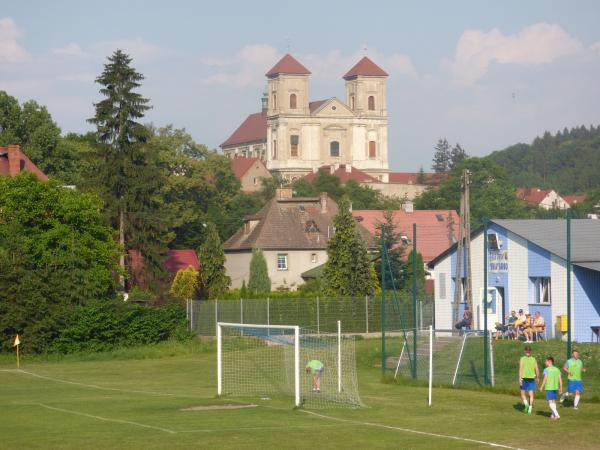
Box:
left=478, top=287, right=501, bottom=330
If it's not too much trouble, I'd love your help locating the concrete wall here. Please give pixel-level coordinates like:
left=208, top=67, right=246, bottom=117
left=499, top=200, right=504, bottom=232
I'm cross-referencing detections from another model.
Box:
left=366, top=182, right=428, bottom=200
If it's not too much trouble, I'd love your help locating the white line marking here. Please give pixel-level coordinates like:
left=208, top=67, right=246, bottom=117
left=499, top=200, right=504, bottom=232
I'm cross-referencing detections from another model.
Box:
left=299, top=410, right=526, bottom=450
left=35, top=403, right=176, bottom=434
left=5, top=369, right=205, bottom=399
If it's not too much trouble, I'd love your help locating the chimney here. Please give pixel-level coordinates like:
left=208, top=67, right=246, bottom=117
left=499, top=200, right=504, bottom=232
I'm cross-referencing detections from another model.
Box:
left=345, top=164, right=352, bottom=173
left=8, top=145, right=21, bottom=176
left=320, top=192, right=328, bottom=213
left=276, top=187, right=293, bottom=199
left=402, top=200, right=414, bottom=213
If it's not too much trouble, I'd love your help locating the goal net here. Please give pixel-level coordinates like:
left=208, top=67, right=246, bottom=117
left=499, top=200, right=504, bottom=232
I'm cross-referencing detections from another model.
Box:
left=393, top=328, right=495, bottom=403
left=217, top=322, right=362, bottom=409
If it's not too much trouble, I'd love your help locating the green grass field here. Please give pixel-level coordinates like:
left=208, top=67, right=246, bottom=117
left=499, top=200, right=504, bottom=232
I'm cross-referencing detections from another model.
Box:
left=1, top=339, right=599, bottom=450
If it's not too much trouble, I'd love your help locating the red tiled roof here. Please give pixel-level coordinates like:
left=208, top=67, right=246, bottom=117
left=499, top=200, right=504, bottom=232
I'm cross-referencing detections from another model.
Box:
left=303, top=165, right=379, bottom=184
left=164, top=249, right=200, bottom=274
left=266, top=54, right=311, bottom=77
left=221, top=112, right=267, bottom=148
left=388, top=172, right=445, bottom=185
left=352, top=209, right=460, bottom=262
left=563, top=194, right=587, bottom=206
left=309, top=99, right=327, bottom=113
left=128, top=249, right=200, bottom=275
left=0, top=145, right=48, bottom=181
left=230, top=157, right=265, bottom=179
left=516, top=187, right=553, bottom=205
left=343, top=56, right=388, bottom=79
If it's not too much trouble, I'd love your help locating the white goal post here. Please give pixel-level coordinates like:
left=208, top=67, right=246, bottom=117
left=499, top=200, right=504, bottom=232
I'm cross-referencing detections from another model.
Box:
left=217, top=321, right=360, bottom=408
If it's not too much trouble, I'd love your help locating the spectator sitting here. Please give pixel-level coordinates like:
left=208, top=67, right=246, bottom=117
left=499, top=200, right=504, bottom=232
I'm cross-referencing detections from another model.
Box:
left=494, top=322, right=509, bottom=340
left=522, top=313, right=533, bottom=343
left=533, top=311, right=546, bottom=340
left=454, top=306, right=473, bottom=332
left=514, top=309, right=526, bottom=339
left=507, top=310, right=518, bottom=339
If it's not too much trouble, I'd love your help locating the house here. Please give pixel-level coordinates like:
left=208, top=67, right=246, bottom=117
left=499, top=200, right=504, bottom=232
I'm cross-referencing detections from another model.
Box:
left=0, top=144, right=48, bottom=181
left=221, top=54, right=390, bottom=182
left=516, top=188, right=569, bottom=210
left=352, top=204, right=459, bottom=264
left=224, top=188, right=373, bottom=290
left=563, top=194, right=587, bottom=207
left=230, top=157, right=272, bottom=193
left=369, top=171, right=445, bottom=200
left=128, top=249, right=200, bottom=288
left=428, top=219, right=600, bottom=342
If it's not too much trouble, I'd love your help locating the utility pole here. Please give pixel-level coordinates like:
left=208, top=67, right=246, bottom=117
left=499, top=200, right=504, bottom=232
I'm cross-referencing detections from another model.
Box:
left=452, top=170, right=473, bottom=325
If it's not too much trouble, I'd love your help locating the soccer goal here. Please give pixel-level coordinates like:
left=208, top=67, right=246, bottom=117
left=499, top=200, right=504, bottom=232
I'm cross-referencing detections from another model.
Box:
left=393, top=327, right=495, bottom=405
left=217, top=321, right=362, bottom=408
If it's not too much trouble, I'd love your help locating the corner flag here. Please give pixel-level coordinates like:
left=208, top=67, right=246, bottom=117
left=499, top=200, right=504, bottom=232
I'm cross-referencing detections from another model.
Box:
left=13, top=334, right=20, bottom=347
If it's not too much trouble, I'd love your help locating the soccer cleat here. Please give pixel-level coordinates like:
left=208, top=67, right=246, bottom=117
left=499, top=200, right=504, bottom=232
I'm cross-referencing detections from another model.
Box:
left=527, top=405, right=533, bottom=414
left=573, top=406, right=578, bottom=410
left=559, top=394, right=566, bottom=403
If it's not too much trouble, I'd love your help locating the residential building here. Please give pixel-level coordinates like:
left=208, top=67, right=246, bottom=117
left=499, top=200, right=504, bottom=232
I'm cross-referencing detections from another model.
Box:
left=224, top=188, right=373, bottom=290
left=563, top=194, right=587, bottom=207
left=352, top=206, right=459, bottom=264
left=230, top=157, right=272, bottom=193
left=128, top=249, right=200, bottom=289
left=369, top=171, right=445, bottom=200
left=302, top=164, right=379, bottom=184
left=516, top=187, right=569, bottom=210
left=428, top=219, right=600, bottom=342
left=221, top=54, right=390, bottom=182
left=0, top=144, right=48, bottom=181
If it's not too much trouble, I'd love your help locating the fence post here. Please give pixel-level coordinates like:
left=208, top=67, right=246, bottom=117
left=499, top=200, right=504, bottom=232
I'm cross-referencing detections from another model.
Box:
left=267, top=298, right=270, bottom=337
left=365, top=296, right=369, bottom=334
left=190, top=299, right=194, bottom=333
left=215, top=299, right=218, bottom=336
left=316, top=296, right=320, bottom=335
left=419, top=300, right=423, bottom=330
left=240, top=298, right=244, bottom=324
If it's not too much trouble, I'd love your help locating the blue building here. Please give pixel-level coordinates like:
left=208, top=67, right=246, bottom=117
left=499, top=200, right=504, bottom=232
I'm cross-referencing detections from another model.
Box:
left=428, top=220, right=600, bottom=342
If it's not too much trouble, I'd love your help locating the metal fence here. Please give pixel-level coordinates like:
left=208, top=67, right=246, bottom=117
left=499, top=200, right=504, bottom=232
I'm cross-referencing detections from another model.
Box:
left=189, top=296, right=433, bottom=336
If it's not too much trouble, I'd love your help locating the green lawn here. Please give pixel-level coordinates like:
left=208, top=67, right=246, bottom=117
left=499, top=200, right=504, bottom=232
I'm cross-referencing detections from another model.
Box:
left=1, top=339, right=599, bottom=450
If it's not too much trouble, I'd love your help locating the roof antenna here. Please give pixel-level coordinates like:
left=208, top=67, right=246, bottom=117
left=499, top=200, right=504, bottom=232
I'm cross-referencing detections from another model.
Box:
left=285, top=36, right=291, bottom=53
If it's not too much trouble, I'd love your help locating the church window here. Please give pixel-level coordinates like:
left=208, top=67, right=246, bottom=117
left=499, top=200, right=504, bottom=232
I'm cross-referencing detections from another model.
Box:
left=350, top=95, right=355, bottom=110
left=330, top=141, right=340, bottom=157
left=290, top=93, right=297, bottom=109
left=272, top=140, right=277, bottom=159
left=290, top=135, right=299, bottom=157
left=369, top=141, right=377, bottom=159
left=368, top=95, right=375, bottom=110
left=273, top=92, right=277, bottom=109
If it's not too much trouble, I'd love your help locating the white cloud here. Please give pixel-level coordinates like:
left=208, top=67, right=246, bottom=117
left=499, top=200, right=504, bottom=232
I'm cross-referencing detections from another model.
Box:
left=52, top=42, right=88, bottom=57
left=92, top=37, right=162, bottom=62
left=0, top=17, right=29, bottom=62
left=200, top=45, right=417, bottom=88
left=445, top=23, right=583, bottom=85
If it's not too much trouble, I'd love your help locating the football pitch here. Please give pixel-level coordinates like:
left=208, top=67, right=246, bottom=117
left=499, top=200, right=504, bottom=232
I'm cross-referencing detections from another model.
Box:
left=1, top=340, right=599, bottom=450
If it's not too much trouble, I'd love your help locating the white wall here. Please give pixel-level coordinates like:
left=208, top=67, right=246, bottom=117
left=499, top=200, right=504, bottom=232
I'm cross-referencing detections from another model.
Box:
left=433, top=257, right=452, bottom=329
left=507, top=231, right=529, bottom=315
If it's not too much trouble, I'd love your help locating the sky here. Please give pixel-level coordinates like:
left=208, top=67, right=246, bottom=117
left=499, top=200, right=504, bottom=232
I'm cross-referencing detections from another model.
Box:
left=2, top=0, right=600, bottom=171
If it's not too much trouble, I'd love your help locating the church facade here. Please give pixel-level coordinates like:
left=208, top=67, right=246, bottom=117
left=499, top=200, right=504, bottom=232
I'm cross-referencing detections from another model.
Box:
left=221, top=54, right=390, bottom=182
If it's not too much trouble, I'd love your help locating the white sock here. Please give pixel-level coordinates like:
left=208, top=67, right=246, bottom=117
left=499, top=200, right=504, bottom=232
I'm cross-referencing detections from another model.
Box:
left=574, top=394, right=580, bottom=407
left=549, top=401, right=559, bottom=418
left=523, top=399, right=529, bottom=407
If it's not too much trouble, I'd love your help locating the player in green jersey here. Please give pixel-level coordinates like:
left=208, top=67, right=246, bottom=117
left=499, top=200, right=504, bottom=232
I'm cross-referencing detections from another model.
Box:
left=539, top=356, right=563, bottom=420
left=518, top=345, right=540, bottom=414
left=305, top=360, right=324, bottom=393
left=560, top=349, right=587, bottom=409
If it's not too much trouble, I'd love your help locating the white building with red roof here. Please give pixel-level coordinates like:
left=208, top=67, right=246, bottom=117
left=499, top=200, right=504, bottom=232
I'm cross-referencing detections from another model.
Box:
left=516, top=187, right=569, bottom=210
left=221, top=54, right=390, bottom=182
left=230, top=156, right=272, bottom=193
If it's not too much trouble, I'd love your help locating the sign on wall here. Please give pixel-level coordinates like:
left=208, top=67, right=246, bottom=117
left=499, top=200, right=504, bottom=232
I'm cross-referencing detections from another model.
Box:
left=489, top=250, right=508, bottom=272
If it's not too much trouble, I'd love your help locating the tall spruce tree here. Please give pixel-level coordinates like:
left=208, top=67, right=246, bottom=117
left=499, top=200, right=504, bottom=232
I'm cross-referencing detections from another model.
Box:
left=375, top=210, right=407, bottom=289
left=248, top=248, right=271, bottom=295
left=449, top=143, right=468, bottom=170
left=88, top=50, right=167, bottom=290
left=199, top=222, right=230, bottom=299
left=416, top=166, right=427, bottom=185
left=431, top=138, right=451, bottom=173
left=322, top=197, right=374, bottom=297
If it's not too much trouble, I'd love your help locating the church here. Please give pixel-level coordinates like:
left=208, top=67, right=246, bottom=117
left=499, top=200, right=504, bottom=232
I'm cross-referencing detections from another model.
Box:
left=221, top=54, right=390, bottom=182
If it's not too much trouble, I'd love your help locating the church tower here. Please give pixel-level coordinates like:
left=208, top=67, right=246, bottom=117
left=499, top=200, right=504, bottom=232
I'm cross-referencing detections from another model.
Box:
left=266, top=54, right=311, bottom=116
left=343, top=56, right=388, bottom=117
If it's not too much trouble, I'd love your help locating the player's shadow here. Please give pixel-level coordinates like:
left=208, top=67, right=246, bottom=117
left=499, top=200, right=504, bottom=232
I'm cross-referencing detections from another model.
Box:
left=512, top=403, right=525, bottom=413
left=536, top=411, right=552, bottom=418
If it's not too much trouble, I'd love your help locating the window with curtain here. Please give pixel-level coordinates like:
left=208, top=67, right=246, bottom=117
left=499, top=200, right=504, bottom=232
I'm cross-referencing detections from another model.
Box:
left=290, top=135, right=299, bottom=157
left=330, top=141, right=340, bottom=157
left=368, top=95, right=375, bottom=110
left=368, top=141, right=376, bottom=158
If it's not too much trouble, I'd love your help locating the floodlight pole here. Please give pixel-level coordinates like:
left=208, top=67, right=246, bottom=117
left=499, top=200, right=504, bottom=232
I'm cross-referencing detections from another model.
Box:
left=380, top=224, right=386, bottom=378
left=483, top=218, right=489, bottom=385
left=566, top=208, right=572, bottom=359
left=412, top=223, right=417, bottom=379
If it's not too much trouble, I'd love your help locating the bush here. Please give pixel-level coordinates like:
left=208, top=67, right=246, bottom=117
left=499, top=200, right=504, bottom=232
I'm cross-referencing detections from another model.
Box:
left=50, top=301, right=191, bottom=354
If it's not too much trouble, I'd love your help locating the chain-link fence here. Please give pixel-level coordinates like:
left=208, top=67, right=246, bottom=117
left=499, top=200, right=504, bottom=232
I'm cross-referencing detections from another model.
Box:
left=188, top=295, right=433, bottom=336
